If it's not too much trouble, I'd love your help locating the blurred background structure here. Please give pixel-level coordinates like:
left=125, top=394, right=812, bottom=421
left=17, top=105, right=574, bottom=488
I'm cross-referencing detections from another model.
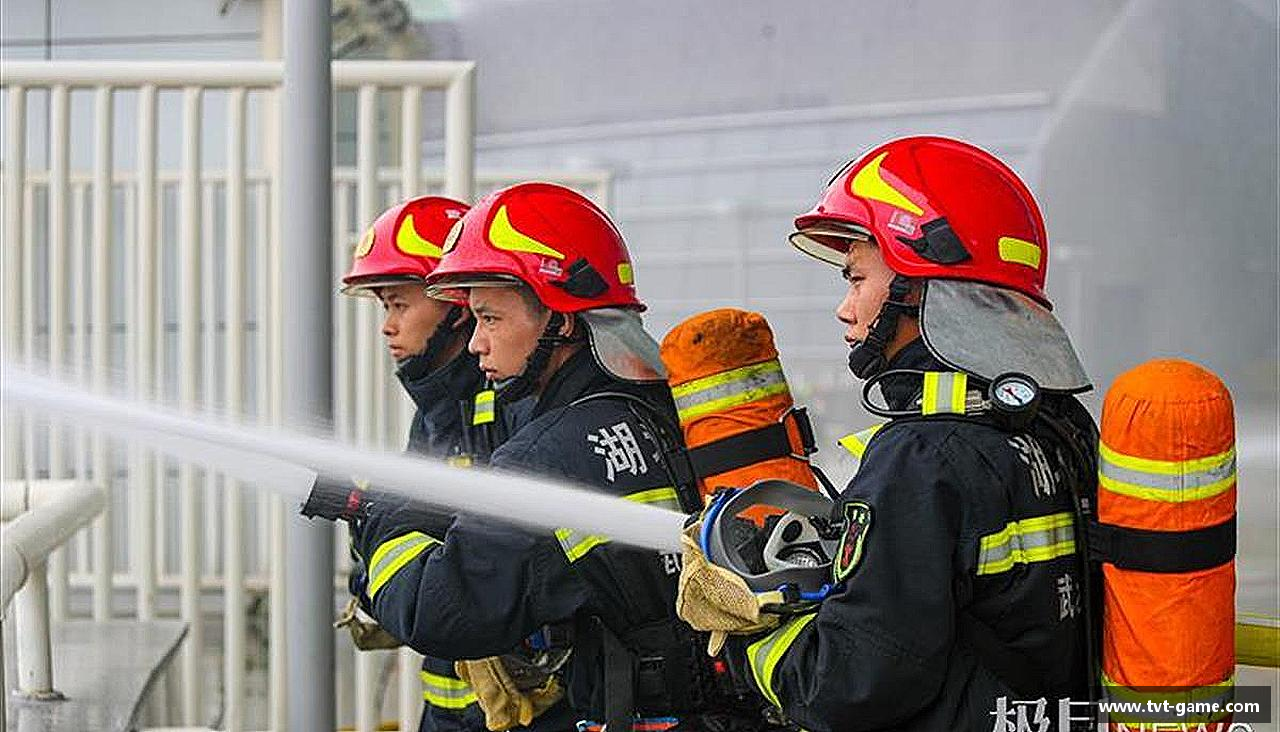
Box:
left=1, top=0, right=1276, bottom=730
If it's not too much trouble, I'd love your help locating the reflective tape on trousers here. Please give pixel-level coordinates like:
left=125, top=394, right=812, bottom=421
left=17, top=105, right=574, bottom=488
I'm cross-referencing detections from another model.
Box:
left=1098, top=441, right=1236, bottom=503
left=421, top=668, right=479, bottom=709
left=976, top=512, right=1076, bottom=576
left=746, top=612, right=817, bottom=708
left=671, top=360, right=789, bottom=423
left=554, top=487, right=681, bottom=562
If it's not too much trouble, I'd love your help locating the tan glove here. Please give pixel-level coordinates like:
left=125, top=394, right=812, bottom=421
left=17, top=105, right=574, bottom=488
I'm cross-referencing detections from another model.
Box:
left=676, top=522, right=781, bottom=656
left=455, top=657, right=564, bottom=731
left=334, top=596, right=404, bottom=651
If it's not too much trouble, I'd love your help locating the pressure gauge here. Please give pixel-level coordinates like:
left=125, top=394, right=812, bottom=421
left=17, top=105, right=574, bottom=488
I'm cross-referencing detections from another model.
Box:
left=988, top=372, right=1041, bottom=429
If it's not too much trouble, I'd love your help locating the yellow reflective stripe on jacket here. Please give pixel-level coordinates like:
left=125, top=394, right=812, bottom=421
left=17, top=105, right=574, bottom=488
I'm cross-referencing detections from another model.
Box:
left=671, top=360, right=788, bottom=423
left=921, top=371, right=969, bottom=415
left=367, top=531, right=440, bottom=600
left=837, top=424, right=885, bottom=459
left=1098, top=441, right=1236, bottom=503
left=1101, top=671, right=1234, bottom=723
left=746, top=612, right=817, bottom=708
left=420, top=668, right=478, bottom=709
left=555, top=487, right=681, bottom=562
left=472, top=389, right=496, bottom=426
left=976, top=512, right=1076, bottom=576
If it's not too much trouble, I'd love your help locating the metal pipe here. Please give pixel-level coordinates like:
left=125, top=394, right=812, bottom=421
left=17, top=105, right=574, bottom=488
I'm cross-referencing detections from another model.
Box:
left=398, top=649, right=420, bottom=732
left=3, top=86, right=25, bottom=483
left=333, top=183, right=352, bottom=447
left=201, top=181, right=220, bottom=582
left=1, top=60, right=475, bottom=88
left=354, top=85, right=381, bottom=731
left=47, top=83, right=70, bottom=623
left=70, top=181, right=90, bottom=577
left=443, top=64, right=475, bottom=202
left=177, top=84, right=204, bottom=726
left=134, top=83, right=158, bottom=621
left=224, top=85, right=248, bottom=732
left=13, top=562, right=56, bottom=698
left=2, top=481, right=106, bottom=698
left=89, top=86, right=114, bottom=624
left=21, top=183, right=36, bottom=555
left=255, top=181, right=271, bottom=582
left=282, top=5, right=336, bottom=730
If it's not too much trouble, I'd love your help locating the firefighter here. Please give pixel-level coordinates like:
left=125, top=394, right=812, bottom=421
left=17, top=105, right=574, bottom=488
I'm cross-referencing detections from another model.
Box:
left=349, top=182, right=754, bottom=732
left=337, top=195, right=556, bottom=732
left=677, top=136, right=1100, bottom=731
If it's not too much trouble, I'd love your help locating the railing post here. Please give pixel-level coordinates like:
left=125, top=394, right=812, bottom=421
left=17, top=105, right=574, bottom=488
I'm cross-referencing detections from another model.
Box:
left=13, top=562, right=62, bottom=701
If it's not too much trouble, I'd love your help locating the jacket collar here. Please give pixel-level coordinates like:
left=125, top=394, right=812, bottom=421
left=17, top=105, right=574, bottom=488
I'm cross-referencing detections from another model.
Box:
left=396, top=343, right=485, bottom=417
left=877, top=338, right=948, bottom=412
left=531, top=346, right=613, bottom=417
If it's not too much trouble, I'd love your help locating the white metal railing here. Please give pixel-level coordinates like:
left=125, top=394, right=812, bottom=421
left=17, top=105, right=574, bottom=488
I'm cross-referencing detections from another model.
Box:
left=0, top=59, right=611, bottom=732
left=0, top=480, right=108, bottom=728
left=0, top=60, right=483, bottom=732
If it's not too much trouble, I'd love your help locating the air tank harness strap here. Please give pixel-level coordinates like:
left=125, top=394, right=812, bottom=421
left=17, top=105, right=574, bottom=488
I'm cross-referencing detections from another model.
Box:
left=1086, top=517, right=1236, bottom=573
left=686, top=407, right=818, bottom=480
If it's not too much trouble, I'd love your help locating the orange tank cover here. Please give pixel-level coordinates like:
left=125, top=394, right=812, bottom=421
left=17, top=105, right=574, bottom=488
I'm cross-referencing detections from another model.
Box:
left=1098, top=359, right=1235, bottom=724
left=661, top=308, right=817, bottom=521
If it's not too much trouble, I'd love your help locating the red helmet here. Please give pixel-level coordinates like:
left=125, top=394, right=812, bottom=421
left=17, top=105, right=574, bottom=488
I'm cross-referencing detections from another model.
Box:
left=793, top=136, right=1090, bottom=392
left=340, top=195, right=470, bottom=297
left=424, top=182, right=644, bottom=313
left=791, top=136, right=1051, bottom=307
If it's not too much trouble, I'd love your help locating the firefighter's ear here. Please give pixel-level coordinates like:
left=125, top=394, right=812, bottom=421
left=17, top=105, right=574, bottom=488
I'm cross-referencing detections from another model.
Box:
left=558, top=313, right=576, bottom=339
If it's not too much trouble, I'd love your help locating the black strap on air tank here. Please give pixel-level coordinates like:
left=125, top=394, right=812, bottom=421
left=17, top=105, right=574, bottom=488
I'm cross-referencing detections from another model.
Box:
left=568, top=390, right=702, bottom=513
left=1088, top=516, right=1236, bottom=573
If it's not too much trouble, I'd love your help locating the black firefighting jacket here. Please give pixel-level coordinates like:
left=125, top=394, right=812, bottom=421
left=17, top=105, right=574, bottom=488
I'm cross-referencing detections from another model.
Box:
left=397, top=345, right=489, bottom=732
left=352, top=348, right=716, bottom=727
left=353, top=342, right=571, bottom=732
left=730, top=339, right=1092, bottom=731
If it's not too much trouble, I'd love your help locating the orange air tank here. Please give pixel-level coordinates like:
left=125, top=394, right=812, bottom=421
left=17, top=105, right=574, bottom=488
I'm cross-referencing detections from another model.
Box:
left=1097, top=359, right=1236, bottom=727
left=660, top=308, right=818, bottom=521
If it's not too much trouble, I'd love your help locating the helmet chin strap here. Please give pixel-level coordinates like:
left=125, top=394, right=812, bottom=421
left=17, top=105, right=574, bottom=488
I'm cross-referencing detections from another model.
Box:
left=421, top=304, right=465, bottom=360
left=847, top=275, right=919, bottom=379
left=495, top=311, right=576, bottom=403
left=397, top=305, right=465, bottom=378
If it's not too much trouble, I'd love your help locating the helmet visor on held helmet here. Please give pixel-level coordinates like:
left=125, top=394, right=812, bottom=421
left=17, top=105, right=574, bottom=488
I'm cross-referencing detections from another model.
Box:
left=788, top=221, right=874, bottom=267
left=704, top=479, right=837, bottom=594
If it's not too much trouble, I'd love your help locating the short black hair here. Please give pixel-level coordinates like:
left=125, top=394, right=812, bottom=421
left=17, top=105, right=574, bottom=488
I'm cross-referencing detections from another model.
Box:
left=513, top=282, right=549, bottom=316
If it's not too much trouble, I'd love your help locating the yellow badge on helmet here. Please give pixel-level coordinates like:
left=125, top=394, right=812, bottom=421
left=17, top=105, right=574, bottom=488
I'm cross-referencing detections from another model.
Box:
left=488, top=205, right=565, bottom=259
left=396, top=214, right=444, bottom=258
left=442, top=220, right=464, bottom=254
left=354, top=228, right=375, bottom=258
left=851, top=152, right=924, bottom=216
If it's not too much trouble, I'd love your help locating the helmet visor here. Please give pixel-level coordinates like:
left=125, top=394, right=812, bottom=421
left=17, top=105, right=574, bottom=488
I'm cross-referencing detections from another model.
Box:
left=424, top=273, right=525, bottom=303
left=339, top=275, right=428, bottom=298
left=788, top=221, right=873, bottom=267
